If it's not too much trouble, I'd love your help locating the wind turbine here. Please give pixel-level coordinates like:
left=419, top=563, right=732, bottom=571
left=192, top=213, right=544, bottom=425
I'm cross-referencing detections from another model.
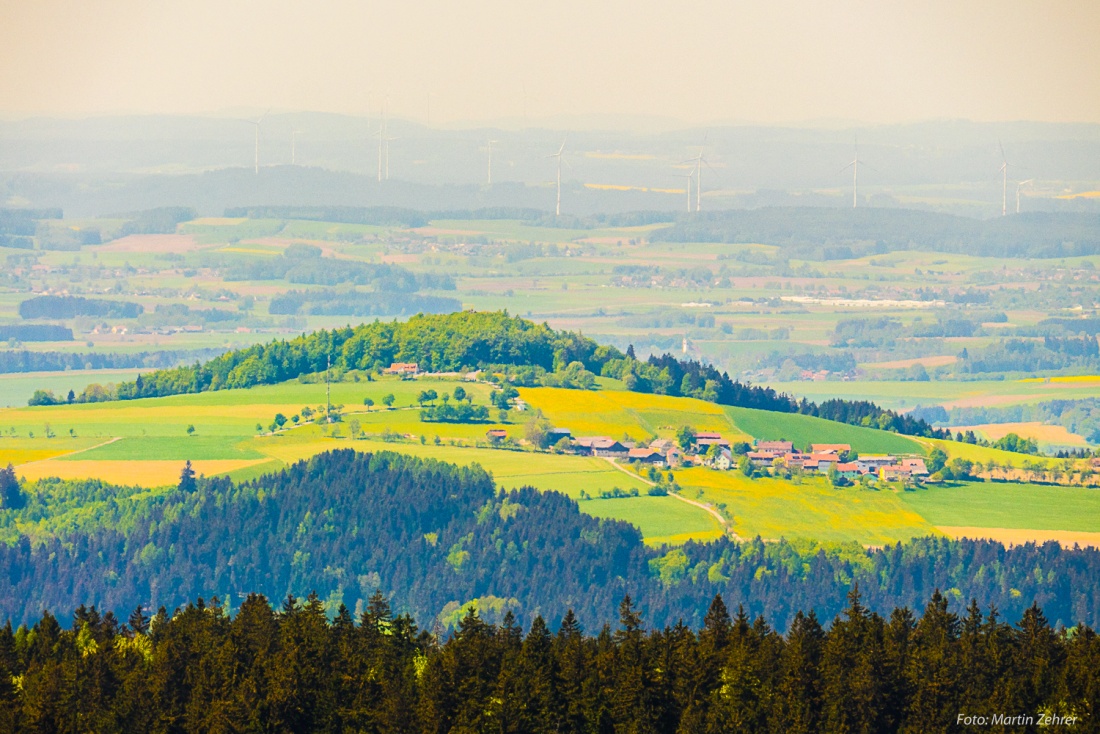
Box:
left=486, top=139, right=498, bottom=185
left=683, top=133, right=713, bottom=212
left=291, top=130, right=302, bottom=165
left=242, top=109, right=270, bottom=174
left=384, top=132, right=399, bottom=180
left=840, top=145, right=864, bottom=208
left=998, top=144, right=1010, bottom=216
left=1016, top=179, right=1034, bottom=214
left=375, top=103, right=386, bottom=182
left=547, top=140, right=566, bottom=216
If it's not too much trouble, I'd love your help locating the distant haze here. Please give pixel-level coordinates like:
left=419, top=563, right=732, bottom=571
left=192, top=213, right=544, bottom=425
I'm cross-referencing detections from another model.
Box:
left=2, top=0, right=1098, bottom=127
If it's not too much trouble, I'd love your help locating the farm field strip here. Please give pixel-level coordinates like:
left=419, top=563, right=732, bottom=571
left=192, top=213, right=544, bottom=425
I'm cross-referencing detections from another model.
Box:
left=676, top=467, right=939, bottom=546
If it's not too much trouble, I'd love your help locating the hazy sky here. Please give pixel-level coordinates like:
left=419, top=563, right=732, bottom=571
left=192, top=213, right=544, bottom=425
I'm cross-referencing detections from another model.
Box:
left=2, top=0, right=1098, bottom=126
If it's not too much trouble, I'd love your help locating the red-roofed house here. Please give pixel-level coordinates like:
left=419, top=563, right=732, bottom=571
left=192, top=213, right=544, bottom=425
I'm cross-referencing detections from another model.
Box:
left=811, top=443, right=851, bottom=455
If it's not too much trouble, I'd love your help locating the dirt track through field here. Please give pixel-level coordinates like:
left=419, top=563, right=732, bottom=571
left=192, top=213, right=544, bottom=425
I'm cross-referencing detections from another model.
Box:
left=604, top=458, right=738, bottom=539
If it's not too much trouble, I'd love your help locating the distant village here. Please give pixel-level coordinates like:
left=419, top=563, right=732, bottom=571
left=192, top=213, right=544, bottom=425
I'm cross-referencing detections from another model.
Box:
left=383, top=362, right=931, bottom=484
left=486, top=426, right=929, bottom=484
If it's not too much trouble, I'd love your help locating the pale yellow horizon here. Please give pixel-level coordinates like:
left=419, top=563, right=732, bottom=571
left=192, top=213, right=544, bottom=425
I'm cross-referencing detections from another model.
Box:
left=2, top=0, right=1098, bottom=126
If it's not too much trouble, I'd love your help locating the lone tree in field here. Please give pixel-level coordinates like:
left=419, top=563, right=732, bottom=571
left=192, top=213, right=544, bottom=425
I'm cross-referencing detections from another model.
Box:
left=383, top=394, right=396, bottom=409
left=186, top=424, right=195, bottom=437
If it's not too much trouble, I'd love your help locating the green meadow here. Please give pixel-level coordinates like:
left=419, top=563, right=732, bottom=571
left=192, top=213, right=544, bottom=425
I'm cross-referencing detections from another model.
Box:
left=899, top=481, right=1100, bottom=533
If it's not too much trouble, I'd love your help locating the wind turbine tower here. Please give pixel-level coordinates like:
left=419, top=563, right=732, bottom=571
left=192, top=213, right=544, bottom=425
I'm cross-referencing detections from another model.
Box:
left=1016, top=179, right=1034, bottom=214
left=999, top=144, right=1009, bottom=217
left=242, top=109, right=270, bottom=175
left=683, top=133, right=712, bottom=212
left=487, top=139, right=498, bottom=185
left=841, top=147, right=863, bottom=208
left=548, top=140, right=566, bottom=216
left=376, top=105, right=386, bottom=183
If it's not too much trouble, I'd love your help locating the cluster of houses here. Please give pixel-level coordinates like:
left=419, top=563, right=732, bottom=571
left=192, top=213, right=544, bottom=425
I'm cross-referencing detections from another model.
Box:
left=485, top=427, right=929, bottom=481
left=742, top=440, right=928, bottom=481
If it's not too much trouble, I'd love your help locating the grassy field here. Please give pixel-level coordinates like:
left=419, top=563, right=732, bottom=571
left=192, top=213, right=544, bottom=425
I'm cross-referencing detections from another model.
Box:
left=520, top=387, right=746, bottom=442
left=766, top=379, right=1100, bottom=411
left=676, top=467, right=939, bottom=545
left=0, top=369, right=143, bottom=409
left=580, top=496, right=725, bottom=546
left=723, top=406, right=925, bottom=455
left=950, top=422, right=1089, bottom=449
left=900, top=481, right=1100, bottom=533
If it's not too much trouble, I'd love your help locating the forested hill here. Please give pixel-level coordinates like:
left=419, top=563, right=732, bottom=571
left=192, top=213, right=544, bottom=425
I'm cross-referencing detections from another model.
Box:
left=87, top=310, right=944, bottom=438
left=1, top=450, right=1098, bottom=630
left=3, top=592, right=1095, bottom=732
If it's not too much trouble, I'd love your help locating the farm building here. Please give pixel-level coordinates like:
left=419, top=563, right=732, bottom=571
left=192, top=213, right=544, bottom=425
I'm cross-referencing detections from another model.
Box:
left=693, top=432, right=730, bottom=453
left=485, top=429, right=507, bottom=441
left=811, top=443, right=851, bottom=455
left=576, top=436, right=629, bottom=457
left=856, top=455, right=896, bottom=473
left=384, top=362, right=419, bottom=376
left=627, top=448, right=665, bottom=466
left=756, top=440, right=794, bottom=455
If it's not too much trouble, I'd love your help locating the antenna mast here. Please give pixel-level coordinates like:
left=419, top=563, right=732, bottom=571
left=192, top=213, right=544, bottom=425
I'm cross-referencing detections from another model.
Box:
left=326, top=353, right=331, bottom=421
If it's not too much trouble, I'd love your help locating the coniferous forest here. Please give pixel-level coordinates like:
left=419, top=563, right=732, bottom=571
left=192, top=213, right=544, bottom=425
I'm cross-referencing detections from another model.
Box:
left=2, top=588, right=1097, bottom=732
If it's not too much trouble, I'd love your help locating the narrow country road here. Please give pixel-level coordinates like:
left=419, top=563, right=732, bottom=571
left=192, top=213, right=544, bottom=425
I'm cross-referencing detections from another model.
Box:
left=604, top=457, right=741, bottom=540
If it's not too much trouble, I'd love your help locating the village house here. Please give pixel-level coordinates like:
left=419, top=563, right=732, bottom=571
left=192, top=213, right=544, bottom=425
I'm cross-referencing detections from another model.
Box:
left=879, top=466, right=912, bottom=482
left=485, top=429, right=507, bottom=442
left=693, top=431, right=730, bottom=453
left=898, top=458, right=929, bottom=476
left=547, top=427, right=573, bottom=443
left=575, top=436, right=629, bottom=457
left=856, top=455, right=896, bottom=473
left=627, top=448, right=666, bottom=466
left=664, top=447, right=686, bottom=467
left=834, top=462, right=861, bottom=480
left=747, top=451, right=775, bottom=467
left=713, top=448, right=733, bottom=471
left=384, top=362, right=420, bottom=376
left=811, top=443, right=851, bottom=455
left=756, top=440, right=794, bottom=455
left=649, top=438, right=675, bottom=453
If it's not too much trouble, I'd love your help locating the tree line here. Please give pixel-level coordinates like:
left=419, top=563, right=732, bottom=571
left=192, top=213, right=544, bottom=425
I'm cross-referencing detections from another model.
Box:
left=18, top=295, right=143, bottom=320
left=652, top=207, right=1100, bottom=259
left=1, top=586, right=1095, bottom=732
left=268, top=289, right=460, bottom=317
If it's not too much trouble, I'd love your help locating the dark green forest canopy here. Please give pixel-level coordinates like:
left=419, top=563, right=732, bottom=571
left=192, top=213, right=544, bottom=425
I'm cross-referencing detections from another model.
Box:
left=1, top=589, right=1095, bottom=732
left=1, top=450, right=1097, bottom=632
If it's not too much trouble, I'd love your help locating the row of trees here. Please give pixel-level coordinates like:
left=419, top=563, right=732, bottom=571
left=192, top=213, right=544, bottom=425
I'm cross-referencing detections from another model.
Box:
left=1, top=588, right=1096, bottom=732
